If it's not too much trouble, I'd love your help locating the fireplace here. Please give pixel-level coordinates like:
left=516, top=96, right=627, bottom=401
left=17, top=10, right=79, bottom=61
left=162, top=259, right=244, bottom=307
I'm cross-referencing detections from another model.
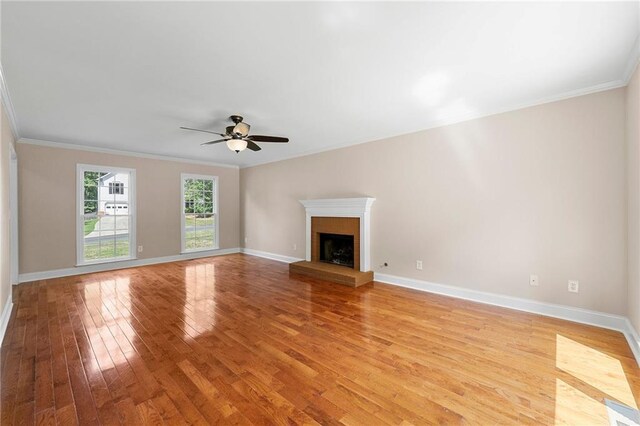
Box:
left=319, top=233, right=354, bottom=268
left=289, top=198, right=376, bottom=287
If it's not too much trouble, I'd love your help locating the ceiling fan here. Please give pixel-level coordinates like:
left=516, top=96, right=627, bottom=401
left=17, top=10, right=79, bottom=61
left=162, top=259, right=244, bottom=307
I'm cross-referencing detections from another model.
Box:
left=180, top=115, right=289, bottom=153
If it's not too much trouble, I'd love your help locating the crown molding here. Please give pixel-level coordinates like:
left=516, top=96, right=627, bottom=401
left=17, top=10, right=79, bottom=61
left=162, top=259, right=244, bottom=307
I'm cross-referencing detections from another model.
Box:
left=623, top=34, right=640, bottom=84
left=240, top=77, right=627, bottom=169
left=0, top=62, right=20, bottom=140
left=18, top=137, right=240, bottom=169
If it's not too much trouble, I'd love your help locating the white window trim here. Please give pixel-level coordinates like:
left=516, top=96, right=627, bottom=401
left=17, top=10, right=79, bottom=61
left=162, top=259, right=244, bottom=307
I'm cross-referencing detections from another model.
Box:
left=181, top=173, right=219, bottom=254
left=76, top=164, right=137, bottom=266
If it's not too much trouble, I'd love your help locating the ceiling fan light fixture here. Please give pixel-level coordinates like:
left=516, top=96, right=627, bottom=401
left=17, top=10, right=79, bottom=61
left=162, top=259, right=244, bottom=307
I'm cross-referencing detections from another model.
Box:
left=226, top=139, right=248, bottom=153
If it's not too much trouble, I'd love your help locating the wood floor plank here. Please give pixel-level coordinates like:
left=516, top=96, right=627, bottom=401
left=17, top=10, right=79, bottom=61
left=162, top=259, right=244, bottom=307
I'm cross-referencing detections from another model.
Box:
left=2, top=253, right=639, bottom=425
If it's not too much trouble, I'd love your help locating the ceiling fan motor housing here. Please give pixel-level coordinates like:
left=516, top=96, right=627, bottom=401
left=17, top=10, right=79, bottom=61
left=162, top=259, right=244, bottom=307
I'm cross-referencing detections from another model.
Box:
left=228, top=115, right=250, bottom=137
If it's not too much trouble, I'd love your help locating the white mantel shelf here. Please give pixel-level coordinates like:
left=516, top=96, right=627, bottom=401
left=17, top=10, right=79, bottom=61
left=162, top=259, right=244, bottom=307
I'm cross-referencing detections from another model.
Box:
left=299, top=197, right=376, bottom=272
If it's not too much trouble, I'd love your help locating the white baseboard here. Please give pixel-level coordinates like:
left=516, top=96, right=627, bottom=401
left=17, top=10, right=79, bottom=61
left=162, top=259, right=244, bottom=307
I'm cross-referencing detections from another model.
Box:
left=623, top=319, right=640, bottom=365
left=374, top=273, right=629, bottom=331
left=18, top=247, right=241, bottom=283
left=0, top=292, right=13, bottom=345
left=375, top=272, right=639, bottom=366
left=240, top=248, right=304, bottom=264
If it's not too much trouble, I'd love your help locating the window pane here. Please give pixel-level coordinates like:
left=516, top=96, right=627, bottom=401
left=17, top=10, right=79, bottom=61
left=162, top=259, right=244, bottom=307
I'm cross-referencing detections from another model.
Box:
left=100, top=238, right=116, bottom=259
left=84, top=202, right=98, bottom=215
left=194, top=235, right=214, bottom=249
left=115, top=235, right=130, bottom=258
left=195, top=228, right=214, bottom=249
left=83, top=217, right=99, bottom=237
left=185, top=214, right=196, bottom=228
left=194, top=198, right=205, bottom=212
left=182, top=176, right=216, bottom=251
left=80, top=168, right=134, bottom=264
left=115, top=216, right=129, bottom=231
left=204, top=191, right=213, bottom=204
left=83, top=172, right=100, bottom=201
left=195, top=228, right=213, bottom=239
left=113, top=204, right=130, bottom=215
left=194, top=214, right=214, bottom=227
left=84, top=239, right=101, bottom=260
left=184, top=200, right=195, bottom=214
left=193, top=239, right=211, bottom=249
left=95, top=215, right=116, bottom=234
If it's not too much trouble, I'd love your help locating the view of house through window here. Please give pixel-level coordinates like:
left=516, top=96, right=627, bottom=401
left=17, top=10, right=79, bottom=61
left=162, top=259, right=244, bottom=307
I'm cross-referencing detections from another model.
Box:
left=182, top=174, right=217, bottom=252
left=109, top=181, right=124, bottom=195
left=78, top=165, right=135, bottom=264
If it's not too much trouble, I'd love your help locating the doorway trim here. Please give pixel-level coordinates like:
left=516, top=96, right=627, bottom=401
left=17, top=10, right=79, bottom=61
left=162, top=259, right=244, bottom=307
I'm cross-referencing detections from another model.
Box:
left=10, top=144, right=18, bottom=285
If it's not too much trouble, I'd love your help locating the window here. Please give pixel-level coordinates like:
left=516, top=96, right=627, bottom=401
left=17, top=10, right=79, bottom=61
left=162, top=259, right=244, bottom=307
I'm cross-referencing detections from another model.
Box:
left=181, top=174, right=218, bottom=252
left=109, top=181, right=124, bottom=195
left=77, top=165, right=136, bottom=265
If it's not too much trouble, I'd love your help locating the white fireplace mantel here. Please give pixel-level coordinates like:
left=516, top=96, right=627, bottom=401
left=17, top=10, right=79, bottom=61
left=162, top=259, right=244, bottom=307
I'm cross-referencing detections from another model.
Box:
left=299, top=197, right=375, bottom=272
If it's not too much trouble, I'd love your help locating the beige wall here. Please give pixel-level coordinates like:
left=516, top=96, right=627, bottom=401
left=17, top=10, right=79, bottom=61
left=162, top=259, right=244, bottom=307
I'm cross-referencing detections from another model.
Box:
left=17, top=143, right=240, bottom=274
left=628, top=63, right=640, bottom=330
left=241, top=88, right=627, bottom=315
left=1, top=103, right=16, bottom=311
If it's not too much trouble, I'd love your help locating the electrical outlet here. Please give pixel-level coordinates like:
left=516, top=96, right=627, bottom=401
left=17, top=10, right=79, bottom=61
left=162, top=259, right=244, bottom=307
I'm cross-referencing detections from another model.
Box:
left=568, top=280, right=579, bottom=293
left=416, top=260, right=423, bottom=270
left=293, top=243, right=297, bottom=250
left=137, top=245, right=143, bottom=253
left=530, top=274, right=539, bottom=286
left=244, top=237, right=248, bottom=244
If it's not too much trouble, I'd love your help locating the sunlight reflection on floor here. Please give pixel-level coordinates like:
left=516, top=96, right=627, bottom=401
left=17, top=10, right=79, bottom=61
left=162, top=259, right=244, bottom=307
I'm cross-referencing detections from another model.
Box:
left=554, top=377, right=609, bottom=425
left=183, top=263, right=217, bottom=338
left=556, top=334, right=636, bottom=409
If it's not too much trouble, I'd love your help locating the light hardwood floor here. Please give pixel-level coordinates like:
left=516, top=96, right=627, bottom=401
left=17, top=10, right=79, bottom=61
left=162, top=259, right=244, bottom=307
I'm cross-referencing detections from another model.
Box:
left=2, top=253, right=639, bottom=424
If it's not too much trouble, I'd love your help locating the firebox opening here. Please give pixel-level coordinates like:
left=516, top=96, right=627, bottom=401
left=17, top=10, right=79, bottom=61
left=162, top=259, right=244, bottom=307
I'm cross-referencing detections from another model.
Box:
left=319, top=233, right=354, bottom=268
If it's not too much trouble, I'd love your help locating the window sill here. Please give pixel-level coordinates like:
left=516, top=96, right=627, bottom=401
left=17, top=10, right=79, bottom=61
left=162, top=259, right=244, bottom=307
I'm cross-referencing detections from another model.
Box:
left=76, top=256, right=137, bottom=267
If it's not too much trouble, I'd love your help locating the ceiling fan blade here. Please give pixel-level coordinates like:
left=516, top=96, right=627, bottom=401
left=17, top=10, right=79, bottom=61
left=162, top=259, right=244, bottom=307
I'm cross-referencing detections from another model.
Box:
left=180, top=126, right=225, bottom=137
left=247, top=135, right=289, bottom=143
left=244, top=140, right=262, bottom=151
left=200, top=139, right=229, bottom=146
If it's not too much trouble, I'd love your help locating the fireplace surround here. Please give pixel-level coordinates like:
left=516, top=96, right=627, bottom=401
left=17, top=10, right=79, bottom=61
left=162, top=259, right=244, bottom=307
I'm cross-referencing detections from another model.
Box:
left=290, top=198, right=375, bottom=287
left=300, top=197, right=376, bottom=272
left=311, top=216, right=360, bottom=270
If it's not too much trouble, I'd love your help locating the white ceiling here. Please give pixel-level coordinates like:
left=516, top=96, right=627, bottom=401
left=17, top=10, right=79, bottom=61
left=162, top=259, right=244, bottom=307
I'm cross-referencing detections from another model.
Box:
left=2, top=1, right=639, bottom=168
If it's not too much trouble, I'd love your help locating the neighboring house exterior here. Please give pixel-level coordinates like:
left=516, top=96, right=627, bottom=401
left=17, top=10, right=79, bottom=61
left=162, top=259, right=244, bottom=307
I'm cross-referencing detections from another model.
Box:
left=97, top=172, right=129, bottom=215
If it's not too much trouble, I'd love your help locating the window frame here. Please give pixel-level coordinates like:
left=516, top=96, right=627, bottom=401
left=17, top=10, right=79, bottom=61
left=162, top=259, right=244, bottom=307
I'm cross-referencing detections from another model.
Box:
left=180, top=173, right=219, bottom=254
left=76, top=164, right=137, bottom=266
